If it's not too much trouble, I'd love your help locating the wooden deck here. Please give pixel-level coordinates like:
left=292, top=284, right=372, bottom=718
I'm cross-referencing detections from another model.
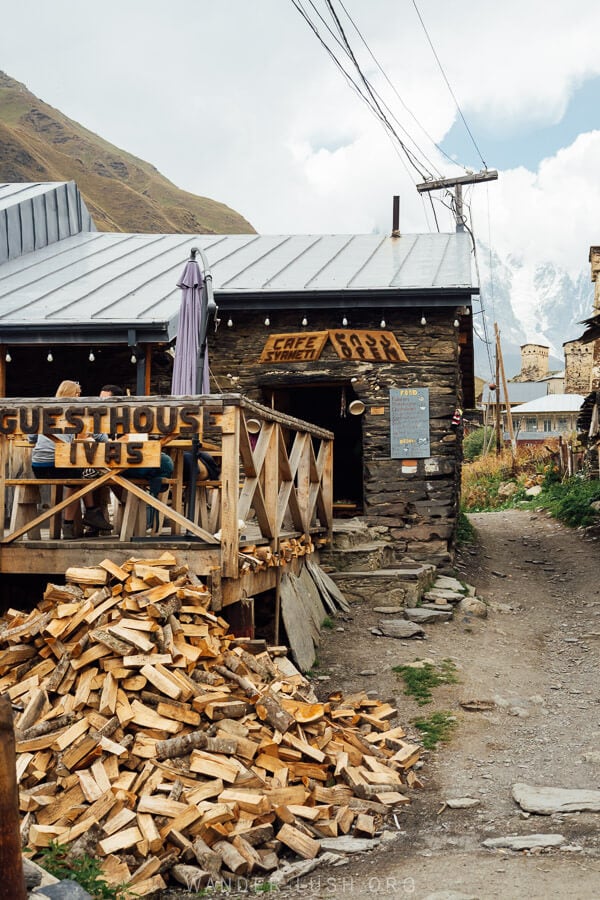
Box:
left=0, top=394, right=334, bottom=609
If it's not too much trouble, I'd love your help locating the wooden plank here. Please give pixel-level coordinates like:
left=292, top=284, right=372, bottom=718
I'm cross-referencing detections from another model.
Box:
left=98, top=826, right=143, bottom=856
left=276, top=823, right=320, bottom=859
left=280, top=572, right=316, bottom=673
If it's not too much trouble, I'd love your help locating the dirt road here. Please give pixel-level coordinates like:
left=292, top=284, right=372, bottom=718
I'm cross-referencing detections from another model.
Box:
left=283, top=509, right=600, bottom=900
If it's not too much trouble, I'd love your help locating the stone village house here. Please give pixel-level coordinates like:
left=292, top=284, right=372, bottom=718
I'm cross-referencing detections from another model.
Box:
left=0, top=181, right=478, bottom=567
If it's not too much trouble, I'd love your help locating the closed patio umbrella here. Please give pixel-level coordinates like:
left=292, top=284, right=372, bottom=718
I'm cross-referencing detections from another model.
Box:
left=172, top=252, right=206, bottom=395
left=172, top=247, right=216, bottom=526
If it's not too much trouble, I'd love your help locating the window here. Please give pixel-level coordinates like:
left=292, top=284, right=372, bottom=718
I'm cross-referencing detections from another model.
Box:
left=557, top=417, right=568, bottom=431
left=543, top=418, right=552, bottom=432
left=525, top=417, right=538, bottom=432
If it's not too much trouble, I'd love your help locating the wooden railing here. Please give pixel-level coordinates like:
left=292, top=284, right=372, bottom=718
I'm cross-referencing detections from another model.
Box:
left=0, top=394, right=334, bottom=579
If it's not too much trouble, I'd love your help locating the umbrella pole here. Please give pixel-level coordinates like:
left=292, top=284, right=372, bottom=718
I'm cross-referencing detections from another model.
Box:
left=187, top=248, right=215, bottom=532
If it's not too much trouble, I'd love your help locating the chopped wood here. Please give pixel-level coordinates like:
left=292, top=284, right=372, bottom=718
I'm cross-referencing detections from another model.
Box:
left=65, top=567, right=108, bottom=586
left=1, top=551, right=423, bottom=892
left=277, top=822, right=321, bottom=859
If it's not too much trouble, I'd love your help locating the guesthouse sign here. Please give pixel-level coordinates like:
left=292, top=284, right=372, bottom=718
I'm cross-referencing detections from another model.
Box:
left=0, top=398, right=202, bottom=467
left=0, top=399, right=203, bottom=437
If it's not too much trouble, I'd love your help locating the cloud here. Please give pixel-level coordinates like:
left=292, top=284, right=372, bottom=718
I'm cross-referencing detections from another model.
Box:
left=1, top=0, right=599, bottom=282
left=473, top=130, right=600, bottom=277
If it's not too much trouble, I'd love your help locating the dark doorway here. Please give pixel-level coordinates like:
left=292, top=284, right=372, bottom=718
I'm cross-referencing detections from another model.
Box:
left=264, top=382, right=364, bottom=514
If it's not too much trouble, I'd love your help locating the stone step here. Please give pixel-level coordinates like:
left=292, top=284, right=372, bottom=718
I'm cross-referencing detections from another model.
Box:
left=319, top=542, right=396, bottom=572
left=330, top=564, right=435, bottom=608
left=331, top=517, right=374, bottom=550
left=404, top=606, right=453, bottom=623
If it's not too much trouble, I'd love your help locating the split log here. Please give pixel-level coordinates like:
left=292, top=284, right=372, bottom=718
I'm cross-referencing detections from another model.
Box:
left=255, top=692, right=294, bottom=734
left=212, top=840, right=249, bottom=876
left=155, top=731, right=237, bottom=761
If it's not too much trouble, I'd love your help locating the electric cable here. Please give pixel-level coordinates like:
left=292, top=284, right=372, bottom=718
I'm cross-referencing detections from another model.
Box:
left=411, top=0, right=487, bottom=169
left=336, top=0, right=465, bottom=174
left=291, top=0, right=436, bottom=181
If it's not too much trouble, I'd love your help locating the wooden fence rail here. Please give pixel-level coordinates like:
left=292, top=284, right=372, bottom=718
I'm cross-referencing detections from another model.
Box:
left=0, top=394, right=334, bottom=580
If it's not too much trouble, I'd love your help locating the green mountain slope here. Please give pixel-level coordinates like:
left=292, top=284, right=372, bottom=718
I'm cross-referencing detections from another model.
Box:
left=0, top=71, right=255, bottom=235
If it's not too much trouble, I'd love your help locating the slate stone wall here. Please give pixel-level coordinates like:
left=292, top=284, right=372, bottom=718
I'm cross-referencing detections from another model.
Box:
left=209, top=308, right=463, bottom=566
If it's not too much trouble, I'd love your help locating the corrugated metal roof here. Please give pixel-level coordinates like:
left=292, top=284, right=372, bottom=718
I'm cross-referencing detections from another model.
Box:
left=0, top=182, right=95, bottom=265
left=510, top=394, right=585, bottom=414
left=0, top=226, right=477, bottom=345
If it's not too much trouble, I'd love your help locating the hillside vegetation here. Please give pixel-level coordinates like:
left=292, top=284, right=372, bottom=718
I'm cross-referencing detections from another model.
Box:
left=0, top=71, right=255, bottom=235
left=461, top=432, right=600, bottom=531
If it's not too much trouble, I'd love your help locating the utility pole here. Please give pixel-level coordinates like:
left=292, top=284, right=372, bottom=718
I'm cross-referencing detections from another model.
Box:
left=495, top=349, right=501, bottom=455
left=416, top=170, right=498, bottom=231
left=495, top=323, right=517, bottom=461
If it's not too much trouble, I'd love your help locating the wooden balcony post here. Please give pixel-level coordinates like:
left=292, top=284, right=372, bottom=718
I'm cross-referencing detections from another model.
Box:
left=0, top=694, right=26, bottom=900
left=263, top=423, right=279, bottom=547
left=220, top=406, right=240, bottom=578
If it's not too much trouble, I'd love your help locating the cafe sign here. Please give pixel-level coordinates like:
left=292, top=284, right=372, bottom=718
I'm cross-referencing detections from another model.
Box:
left=328, top=329, right=407, bottom=362
left=260, top=329, right=407, bottom=364
left=259, top=331, right=329, bottom=363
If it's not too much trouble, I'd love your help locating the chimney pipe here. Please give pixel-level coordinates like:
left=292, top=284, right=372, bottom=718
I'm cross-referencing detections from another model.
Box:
left=392, top=195, right=400, bottom=237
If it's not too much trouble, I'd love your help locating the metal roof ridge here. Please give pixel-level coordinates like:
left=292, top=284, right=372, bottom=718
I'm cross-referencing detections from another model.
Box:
left=30, top=235, right=171, bottom=319
left=56, top=234, right=192, bottom=319
left=0, top=232, right=102, bottom=289
left=219, top=235, right=293, bottom=287
left=347, top=234, right=388, bottom=287
left=304, top=235, right=355, bottom=288
left=391, top=234, right=420, bottom=283
left=262, top=235, right=323, bottom=288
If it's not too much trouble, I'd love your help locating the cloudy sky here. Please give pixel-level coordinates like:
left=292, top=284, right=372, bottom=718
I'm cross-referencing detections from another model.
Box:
left=2, top=0, right=600, bottom=285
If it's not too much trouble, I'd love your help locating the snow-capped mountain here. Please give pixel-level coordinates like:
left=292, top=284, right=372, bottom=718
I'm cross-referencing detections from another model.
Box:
left=473, top=245, right=594, bottom=380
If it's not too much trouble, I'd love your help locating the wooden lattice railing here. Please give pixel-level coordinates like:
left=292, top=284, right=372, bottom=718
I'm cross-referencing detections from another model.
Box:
left=0, top=394, right=334, bottom=579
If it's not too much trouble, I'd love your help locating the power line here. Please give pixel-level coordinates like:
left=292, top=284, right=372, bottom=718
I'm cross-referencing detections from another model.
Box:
left=290, top=0, right=437, bottom=182
left=336, top=0, right=466, bottom=174
left=411, top=0, right=487, bottom=169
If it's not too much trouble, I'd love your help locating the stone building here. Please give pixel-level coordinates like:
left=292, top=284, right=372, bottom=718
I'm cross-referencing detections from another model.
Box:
left=511, top=343, right=550, bottom=382
left=563, top=339, right=593, bottom=394
left=0, top=181, right=477, bottom=566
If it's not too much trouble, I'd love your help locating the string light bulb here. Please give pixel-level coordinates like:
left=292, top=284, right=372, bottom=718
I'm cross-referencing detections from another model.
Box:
left=380, top=317, right=386, bottom=328
left=264, top=316, right=270, bottom=327
left=420, top=315, right=427, bottom=326
left=88, top=350, right=95, bottom=362
left=453, top=318, right=460, bottom=328
left=130, top=352, right=137, bottom=364
left=227, top=318, right=233, bottom=327
left=4, top=351, right=11, bottom=363
left=47, top=351, right=54, bottom=362
left=342, top=316, right=348, bottom=327
left=301, top=316, right=308, bottom=327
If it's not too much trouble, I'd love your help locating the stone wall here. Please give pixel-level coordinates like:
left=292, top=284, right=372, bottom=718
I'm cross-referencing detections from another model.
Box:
left=564, top=339, right=593, bottom=394
left=209, top=309, right=463, bottom=566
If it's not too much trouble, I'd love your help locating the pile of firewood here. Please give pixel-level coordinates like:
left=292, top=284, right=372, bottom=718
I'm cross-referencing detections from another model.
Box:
left=238, top=536, right=315, bottom=574
left=0, top=553, right=422, bottom=895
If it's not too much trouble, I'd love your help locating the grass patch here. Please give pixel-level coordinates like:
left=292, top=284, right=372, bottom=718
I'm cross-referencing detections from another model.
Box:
left=36, top=842, right=129, bottom=899
left=413, top=711, right=458, bottom=749
left=321, top=616, right=335, bottom=630
left=456, top=508, right=475, bottom=545
left=392, top=659, right=459, bottom=705
left=537, top=475, right=600, bottom=528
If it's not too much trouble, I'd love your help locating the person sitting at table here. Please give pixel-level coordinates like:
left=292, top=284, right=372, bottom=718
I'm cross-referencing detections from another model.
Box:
left=99, top=383, right=174, bottom=530
left=29, top=380, right=111, bottom=540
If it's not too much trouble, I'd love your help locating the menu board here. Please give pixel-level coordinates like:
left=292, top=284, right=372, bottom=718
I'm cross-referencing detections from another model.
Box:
left=390, top=387, right=430, bottom=458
